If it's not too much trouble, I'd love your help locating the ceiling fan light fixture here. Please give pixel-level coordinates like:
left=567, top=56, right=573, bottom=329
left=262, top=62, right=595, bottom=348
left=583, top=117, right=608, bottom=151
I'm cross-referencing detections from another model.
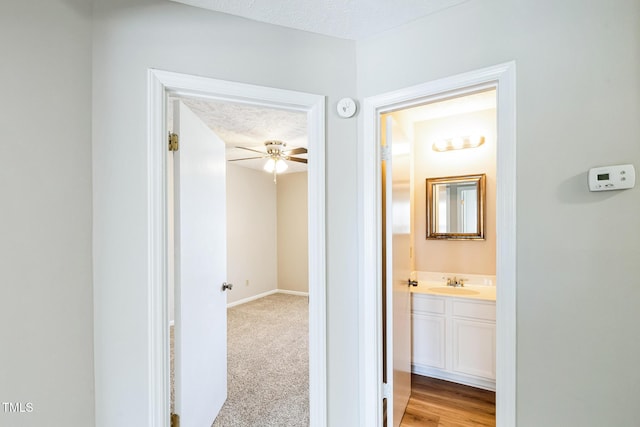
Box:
left=263, top=158, right=276, bottom=173
left=275, top=158, right=288, bottom=173
left=263, top=157, right=288, bottom=174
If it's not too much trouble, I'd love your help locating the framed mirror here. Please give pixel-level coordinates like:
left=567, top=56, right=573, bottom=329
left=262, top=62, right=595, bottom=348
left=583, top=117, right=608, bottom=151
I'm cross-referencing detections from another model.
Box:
left=426, top=174, right=486, bottom=240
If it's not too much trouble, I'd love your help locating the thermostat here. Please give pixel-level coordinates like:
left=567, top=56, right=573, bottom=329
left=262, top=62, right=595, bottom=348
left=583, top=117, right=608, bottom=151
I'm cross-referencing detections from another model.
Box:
left=588, top=164, right=635, bottom=192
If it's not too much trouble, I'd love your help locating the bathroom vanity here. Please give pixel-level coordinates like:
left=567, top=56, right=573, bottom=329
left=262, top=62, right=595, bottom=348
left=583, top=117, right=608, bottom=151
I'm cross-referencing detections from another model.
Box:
left=411, top=284, right=496, bottom=391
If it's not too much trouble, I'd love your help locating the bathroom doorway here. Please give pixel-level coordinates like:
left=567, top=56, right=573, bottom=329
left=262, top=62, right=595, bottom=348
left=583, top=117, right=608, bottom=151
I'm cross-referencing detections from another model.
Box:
left=383, top=88, right=498, bottom=425
left=359, top=62, right=517, bottom=427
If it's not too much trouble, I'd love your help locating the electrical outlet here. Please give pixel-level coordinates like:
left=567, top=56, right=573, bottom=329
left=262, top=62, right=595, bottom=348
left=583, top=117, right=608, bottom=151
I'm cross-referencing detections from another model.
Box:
left=245, top=279, right=249, bottom=286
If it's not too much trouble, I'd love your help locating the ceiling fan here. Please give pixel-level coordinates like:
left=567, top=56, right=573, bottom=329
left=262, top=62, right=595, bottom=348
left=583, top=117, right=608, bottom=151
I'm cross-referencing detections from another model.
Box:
left=229, top=140, right=307, bottom=182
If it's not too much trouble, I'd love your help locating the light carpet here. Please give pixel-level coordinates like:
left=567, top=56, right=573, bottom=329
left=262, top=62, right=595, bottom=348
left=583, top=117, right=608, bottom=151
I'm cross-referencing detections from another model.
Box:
left=171, top=293, right=309, bottom=426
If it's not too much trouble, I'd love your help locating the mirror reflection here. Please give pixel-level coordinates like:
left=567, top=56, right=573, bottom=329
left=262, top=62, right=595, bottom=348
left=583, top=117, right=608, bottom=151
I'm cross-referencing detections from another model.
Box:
left=426, top=174, right=485, bottom=240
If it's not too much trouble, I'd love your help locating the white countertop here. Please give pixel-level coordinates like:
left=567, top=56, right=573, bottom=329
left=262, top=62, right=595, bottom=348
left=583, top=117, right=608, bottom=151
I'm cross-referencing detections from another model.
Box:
left=411, top=281, right=496, bottom=302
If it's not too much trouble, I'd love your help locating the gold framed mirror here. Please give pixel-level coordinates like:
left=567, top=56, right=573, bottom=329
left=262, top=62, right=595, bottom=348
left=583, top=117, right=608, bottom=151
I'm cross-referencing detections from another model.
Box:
left=426, top=174, right=486, bottom=240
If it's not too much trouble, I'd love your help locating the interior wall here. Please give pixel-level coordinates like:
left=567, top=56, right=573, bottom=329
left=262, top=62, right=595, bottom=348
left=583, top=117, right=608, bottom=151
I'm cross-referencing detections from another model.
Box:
left=226, top=164, right=279, bottom=304
left=0, top=1, right=95, bottom=426
left=277, top=172, right=309, bottom=293
left=92, top=1, right=358, bottom=425
left=412, top=109, right=497, bottom=275
left=357, top=0, right=640, bottom=425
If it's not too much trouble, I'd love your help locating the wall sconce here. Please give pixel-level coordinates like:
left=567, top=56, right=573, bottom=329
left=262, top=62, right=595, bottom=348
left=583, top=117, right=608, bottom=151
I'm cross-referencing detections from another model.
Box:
left=432, top=135, right=485, bottom=152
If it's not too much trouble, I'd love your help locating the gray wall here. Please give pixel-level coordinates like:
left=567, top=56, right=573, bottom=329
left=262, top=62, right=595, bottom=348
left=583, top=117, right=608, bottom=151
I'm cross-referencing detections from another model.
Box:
left=357, top=0, right=640, bottom=425
left=0, top=1, right=95, bottom=426
left=92, top=0, right=358, bottom=425
left=4, top=1, right=637, bottom=426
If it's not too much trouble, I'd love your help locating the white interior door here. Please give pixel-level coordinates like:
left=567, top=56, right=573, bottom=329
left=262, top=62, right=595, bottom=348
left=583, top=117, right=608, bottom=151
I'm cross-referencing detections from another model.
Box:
left=384, top=115, right=412, bottom=427
left=173, top=100, right=228, bottom=426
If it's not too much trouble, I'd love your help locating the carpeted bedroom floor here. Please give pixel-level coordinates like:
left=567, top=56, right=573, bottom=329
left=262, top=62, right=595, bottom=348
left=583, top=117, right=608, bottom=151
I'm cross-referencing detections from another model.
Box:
left=171, top=293, right=309, bottom=426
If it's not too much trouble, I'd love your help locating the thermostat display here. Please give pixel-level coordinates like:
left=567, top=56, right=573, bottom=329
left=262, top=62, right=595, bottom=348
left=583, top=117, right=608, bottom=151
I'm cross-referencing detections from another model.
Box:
left=588, top=164, right=635, bottom=192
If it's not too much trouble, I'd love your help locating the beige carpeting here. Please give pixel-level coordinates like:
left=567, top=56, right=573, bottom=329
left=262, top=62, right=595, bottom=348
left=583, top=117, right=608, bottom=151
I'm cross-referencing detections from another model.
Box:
left=171, top=293, right=309, bottom=426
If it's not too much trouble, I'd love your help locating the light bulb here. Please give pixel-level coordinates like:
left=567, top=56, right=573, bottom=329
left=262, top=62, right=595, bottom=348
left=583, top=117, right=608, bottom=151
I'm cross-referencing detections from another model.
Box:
left=275, top=159, right=288, bottom=173
left=263, top=158, right=276, bottom=172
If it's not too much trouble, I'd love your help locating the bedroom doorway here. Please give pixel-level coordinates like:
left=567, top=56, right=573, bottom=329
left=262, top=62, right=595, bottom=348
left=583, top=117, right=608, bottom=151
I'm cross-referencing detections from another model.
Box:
left=167, top=95, right=312, bottom=425
left=147, top=69, right=327, bottom=426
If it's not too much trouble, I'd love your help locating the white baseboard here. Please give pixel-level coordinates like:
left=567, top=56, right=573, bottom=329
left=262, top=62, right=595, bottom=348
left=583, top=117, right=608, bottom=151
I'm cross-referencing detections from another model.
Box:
left=412, top=364, right=496, bottom=391
left=226, top=289, right=278, bottom=308
left=226, top=288, right=309, bottom=308
left=277, top=289, right=309, bottom=297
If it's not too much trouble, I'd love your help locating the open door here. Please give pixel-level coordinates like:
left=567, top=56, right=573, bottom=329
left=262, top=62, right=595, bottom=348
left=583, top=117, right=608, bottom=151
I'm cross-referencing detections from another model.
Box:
left=172, top=100, right=228, bottom=426
left=383, top=114, right=412, bottom=427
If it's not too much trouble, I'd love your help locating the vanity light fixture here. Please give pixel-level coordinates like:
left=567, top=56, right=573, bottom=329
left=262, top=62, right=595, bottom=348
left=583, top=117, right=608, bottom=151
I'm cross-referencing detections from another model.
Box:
left=432, top=135, right=485, bottom=152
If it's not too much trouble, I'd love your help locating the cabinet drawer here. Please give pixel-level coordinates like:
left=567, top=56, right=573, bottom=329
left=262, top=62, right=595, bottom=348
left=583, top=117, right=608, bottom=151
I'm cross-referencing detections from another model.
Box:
left=412, top=295, right=445, bottom=315
left=452, top=300, right=495, bottom=321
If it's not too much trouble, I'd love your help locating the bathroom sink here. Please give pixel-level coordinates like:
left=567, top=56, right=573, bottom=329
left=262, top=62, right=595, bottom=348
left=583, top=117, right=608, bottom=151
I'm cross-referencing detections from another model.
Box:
left=427, top=287, right=480, bottom=296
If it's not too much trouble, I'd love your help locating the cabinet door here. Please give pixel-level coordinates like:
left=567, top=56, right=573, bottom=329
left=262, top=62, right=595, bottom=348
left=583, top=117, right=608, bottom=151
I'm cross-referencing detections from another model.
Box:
left=452, top=319, right=496, bottom=379
left=412, top=314, right=445, bottom=369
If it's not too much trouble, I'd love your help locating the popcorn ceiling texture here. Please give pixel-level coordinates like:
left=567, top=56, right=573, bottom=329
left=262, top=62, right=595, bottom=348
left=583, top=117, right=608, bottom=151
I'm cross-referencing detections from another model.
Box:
left=168, top=98, right=308, bottom=173
left=171, top=0, right=471, bottom=40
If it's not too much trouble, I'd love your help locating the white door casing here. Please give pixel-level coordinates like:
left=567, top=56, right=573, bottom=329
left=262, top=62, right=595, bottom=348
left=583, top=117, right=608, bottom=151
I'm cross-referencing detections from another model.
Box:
left=359, top=62, right=517, bottom=427
left=173, top=100, right=228, bottom=425
left=384, top=116, right=412, bottom=427
left=147, top=70, right=326, bottom=427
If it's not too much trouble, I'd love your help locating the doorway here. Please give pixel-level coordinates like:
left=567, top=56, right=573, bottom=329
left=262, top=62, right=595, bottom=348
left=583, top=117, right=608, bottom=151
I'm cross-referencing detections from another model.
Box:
left=359, top=62, right=516, bottom=427
left=384, top=88, right=498, bottom=426
left=168, top=95, right=312, bottom=424
left=147, top=69, right=327, bottom=426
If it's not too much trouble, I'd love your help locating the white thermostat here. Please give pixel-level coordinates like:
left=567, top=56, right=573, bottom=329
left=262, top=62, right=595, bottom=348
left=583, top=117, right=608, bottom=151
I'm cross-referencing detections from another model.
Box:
left=588, top=164, right=635, bottom=192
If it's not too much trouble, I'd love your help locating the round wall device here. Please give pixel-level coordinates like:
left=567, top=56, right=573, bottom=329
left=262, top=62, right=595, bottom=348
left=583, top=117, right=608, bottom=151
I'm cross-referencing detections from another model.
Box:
left=337, top=97, right=357, bottom=118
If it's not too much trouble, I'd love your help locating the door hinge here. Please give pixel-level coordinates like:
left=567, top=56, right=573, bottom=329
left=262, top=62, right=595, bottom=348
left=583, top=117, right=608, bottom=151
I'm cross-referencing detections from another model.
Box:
left=381, top=145, right=391, bottom=161
left=168, top=132, right=179, bottom=152
left=383, top=382, right=391, bottom=399
left=170, top=413, right=180, bottom=427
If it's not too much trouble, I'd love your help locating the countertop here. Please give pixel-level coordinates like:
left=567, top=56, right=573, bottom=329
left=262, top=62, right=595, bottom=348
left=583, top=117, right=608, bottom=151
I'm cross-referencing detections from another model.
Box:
left=411, top=281, right=496, bottom=302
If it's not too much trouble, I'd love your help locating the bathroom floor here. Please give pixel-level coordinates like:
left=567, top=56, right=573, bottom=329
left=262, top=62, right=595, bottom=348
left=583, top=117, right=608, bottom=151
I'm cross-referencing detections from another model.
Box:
left=400, top=374, right=495, bottom=427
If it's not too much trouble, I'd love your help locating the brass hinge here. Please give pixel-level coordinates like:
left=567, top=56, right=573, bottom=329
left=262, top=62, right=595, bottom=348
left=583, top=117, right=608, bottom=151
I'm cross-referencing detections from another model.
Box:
left=168, top=132, right=179, bottom=152
left=170, top=413, right=180, bottom=427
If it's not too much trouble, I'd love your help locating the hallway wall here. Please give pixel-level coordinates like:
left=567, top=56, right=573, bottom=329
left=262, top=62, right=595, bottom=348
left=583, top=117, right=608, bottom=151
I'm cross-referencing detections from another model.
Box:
left=0, top=1, right=95, bottom=426
left=92, top=1, right=358, bottom=425
left=357, top=0, right=640, bottom=425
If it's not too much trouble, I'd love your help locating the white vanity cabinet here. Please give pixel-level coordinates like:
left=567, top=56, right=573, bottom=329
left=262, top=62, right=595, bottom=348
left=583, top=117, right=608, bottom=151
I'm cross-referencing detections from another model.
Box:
left=412, top=293, right=496, bottom=391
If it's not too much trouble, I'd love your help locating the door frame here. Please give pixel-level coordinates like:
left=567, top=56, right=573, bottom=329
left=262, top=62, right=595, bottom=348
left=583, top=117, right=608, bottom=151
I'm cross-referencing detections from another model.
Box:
left=147, top=69, right=327, bottom=427
left=358, top=62, right=517, bottom=426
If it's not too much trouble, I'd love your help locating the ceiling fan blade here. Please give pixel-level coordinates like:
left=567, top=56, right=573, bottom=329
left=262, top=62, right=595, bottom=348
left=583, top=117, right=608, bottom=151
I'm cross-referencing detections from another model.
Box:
left=235, top=146, right=266, bottom=155
left=228, top=156, right=263, bottom=162
left=285, top=147, right=307, bottom=155
left=287, top=156, right=308, bottom=164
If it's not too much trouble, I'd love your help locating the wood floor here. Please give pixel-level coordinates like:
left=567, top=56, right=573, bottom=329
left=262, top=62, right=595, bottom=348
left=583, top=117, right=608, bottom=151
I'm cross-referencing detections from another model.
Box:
left=400, top=375, right=496, bottom=427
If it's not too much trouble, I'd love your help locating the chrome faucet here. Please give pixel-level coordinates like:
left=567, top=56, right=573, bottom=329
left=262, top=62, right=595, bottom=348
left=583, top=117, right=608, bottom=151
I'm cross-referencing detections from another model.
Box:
left=446, top=276, right=465, bottom=287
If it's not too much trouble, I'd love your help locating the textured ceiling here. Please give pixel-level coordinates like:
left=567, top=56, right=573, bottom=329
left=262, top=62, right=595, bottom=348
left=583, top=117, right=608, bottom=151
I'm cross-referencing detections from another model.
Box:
left=170, top=0, right=470, bottom=40
left=170, top=97, right=308, bottom=174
